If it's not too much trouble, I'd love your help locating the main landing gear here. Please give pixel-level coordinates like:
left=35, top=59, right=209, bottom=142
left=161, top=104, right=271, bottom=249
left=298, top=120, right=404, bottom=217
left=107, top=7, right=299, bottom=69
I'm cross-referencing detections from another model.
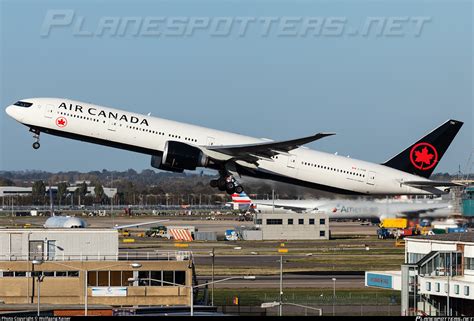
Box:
left=210, top=173, right=244, bottom=195
left=30, top=128, right=40, bottom=149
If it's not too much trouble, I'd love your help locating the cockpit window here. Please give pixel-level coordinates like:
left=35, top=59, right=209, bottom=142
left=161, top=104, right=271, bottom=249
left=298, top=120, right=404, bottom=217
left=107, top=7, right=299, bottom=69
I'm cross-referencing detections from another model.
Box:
left=14, top=101, right=33, bottom=107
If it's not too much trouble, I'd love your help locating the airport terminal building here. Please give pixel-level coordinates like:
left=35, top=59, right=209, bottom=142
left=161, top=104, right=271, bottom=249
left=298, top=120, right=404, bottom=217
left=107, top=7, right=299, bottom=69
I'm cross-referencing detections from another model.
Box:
left=366, top=233, right=474, bottom=316
left=0, top=229, right=193, bottom=313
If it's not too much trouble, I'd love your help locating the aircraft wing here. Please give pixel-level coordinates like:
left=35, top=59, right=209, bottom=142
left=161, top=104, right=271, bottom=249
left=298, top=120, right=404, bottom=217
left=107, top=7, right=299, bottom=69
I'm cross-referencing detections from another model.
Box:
left=203, top=132, right=335, bottom=164
left=253, top=201, right=315, bottom=213
left=113, top=219, right=169, bottom=230
left=403, top=181, right=462, bottom=188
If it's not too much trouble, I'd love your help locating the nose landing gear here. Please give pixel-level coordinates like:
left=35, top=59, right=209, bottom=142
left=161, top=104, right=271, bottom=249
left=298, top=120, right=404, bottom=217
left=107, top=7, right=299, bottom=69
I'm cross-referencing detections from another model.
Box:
left=29, top=128, right=40, bottom=149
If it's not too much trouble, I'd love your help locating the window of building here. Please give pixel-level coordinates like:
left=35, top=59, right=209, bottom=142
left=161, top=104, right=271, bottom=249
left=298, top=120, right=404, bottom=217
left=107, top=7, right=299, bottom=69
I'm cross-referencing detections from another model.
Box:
left=122, top=271, right=133, bottom=286
left=256, top=219, right=262, bottom=225
left=465, top=286, right=470, bottom=296
left=2, top=272, right=13, bottom=277
left=426, top=282, right=431, bottom=291
left=98, top=271, right=108, bottom=286
left=163, top=271, right=174, bottom=286
left=175, top=271, right=186, bottom=285
left=15, top=271, right=26, bottom=277
left=110, top=271, right=122, bottom=286
left=454, top=284, right=460, bottom=295
left=266, top=219, right=283, bottom=225
left=298, top=219, right=304, bottom=225
left=435, top=283, right=440, bottom=292
left=56, top=271, right=67, bottom=277
left=150, top=271, right=162, bottom=286
left=320, top=231, right=325, bottom=237
left=288, top=219, right=293, bottom=225
left=466, top=257, right=474, bottom=270
left=309, top=219, right=315, bottom=225
left=319, top=218, right=326, bottom=225
left=29, top=240, right=44, bottom=261
left=138, top=271, right=150, bottom=286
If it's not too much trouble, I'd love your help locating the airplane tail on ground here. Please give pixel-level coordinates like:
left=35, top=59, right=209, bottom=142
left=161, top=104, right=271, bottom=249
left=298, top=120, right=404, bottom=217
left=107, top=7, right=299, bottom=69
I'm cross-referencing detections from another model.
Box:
left=382, top=119, right=463, bottom=178
left=231, top=192, right=254, bottom=210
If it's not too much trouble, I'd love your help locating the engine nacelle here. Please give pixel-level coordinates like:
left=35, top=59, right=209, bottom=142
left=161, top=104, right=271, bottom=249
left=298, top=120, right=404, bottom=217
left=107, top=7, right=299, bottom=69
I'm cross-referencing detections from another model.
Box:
left=161, top=141, right=209, bottom=171
left=151, top=154, right=184, bottom=173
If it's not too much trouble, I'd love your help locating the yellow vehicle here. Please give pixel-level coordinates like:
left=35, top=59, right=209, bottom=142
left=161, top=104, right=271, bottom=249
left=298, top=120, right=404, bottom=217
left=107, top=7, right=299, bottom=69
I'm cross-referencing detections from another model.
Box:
left=379, top=218, right=408, bottom=229
left=119, top=230, right=130, bottom=237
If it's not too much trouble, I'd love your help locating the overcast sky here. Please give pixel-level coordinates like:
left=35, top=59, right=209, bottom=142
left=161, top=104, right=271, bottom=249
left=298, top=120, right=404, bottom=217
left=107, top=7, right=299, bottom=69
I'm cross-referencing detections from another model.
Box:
left=1, top=0, right=472, bottom=174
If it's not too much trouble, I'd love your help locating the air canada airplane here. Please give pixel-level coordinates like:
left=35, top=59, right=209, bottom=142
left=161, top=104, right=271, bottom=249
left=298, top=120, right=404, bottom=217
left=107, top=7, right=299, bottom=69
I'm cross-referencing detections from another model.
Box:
left=5, top=98, right=463, bottom=196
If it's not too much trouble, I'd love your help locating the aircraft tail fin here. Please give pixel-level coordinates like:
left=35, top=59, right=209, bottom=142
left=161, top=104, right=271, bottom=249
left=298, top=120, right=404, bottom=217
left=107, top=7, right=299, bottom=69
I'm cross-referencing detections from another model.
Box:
left=382, top=119, right=463, bottom=178
left=231, top=192, right=254, bottom=210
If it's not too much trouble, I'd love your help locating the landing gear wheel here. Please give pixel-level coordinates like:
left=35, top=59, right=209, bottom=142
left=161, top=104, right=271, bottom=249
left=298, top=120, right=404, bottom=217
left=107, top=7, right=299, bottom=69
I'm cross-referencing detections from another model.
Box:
left=217, top=178, right=227, bottom=191
left=234, top=185, right=244, bottom=194
left=226, top=182, right=235, bottom=191
left=32, top=142, right=40, bottom=149
left=210, top=179, right=218, bottom=188
left=226, top=187, right=236, bottom=195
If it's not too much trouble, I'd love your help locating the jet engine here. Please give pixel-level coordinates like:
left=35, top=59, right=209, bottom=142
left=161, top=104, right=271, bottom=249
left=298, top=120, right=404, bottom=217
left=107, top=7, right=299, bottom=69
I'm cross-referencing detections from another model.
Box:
left=151, top=141, right=209, bottom=172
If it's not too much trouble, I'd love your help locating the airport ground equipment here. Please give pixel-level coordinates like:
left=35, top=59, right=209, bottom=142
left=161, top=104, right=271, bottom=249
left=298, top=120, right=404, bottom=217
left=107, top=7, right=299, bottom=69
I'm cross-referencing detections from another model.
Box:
left=145, top=225, right=167, bottom=238
left=379, top=218, right=408, bottom=229
left=377, top=228, right=395, bottom=239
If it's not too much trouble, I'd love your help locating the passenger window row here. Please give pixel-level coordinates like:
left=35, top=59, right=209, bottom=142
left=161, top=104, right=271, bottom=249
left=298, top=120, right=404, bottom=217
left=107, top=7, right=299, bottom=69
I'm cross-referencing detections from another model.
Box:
left=301, top=161, right=365, bottom=178
left=57, top=111, right=198, bottom=143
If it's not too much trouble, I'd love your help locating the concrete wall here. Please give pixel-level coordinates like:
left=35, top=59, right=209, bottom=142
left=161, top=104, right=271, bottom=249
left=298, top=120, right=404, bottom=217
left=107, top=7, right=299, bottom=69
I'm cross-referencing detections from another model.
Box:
left=0, top=260, right=192, bottom=306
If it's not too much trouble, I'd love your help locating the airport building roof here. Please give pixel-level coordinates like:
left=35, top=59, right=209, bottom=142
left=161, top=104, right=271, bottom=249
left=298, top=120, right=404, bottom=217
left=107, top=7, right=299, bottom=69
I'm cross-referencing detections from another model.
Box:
left=406, top=232, right=474, bottom=243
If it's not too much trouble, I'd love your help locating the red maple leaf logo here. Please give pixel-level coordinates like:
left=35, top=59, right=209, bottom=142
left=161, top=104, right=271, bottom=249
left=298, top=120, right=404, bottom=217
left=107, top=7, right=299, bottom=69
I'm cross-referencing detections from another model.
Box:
left=414, top=147, right=434, bottom=166
left=56, top=117, right=67, bottom=128
left=409, top=142, right=438, bottom=171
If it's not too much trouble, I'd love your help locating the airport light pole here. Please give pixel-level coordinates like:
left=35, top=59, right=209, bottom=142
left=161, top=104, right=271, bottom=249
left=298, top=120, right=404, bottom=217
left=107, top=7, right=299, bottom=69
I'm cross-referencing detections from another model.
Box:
left=210, top=248, right=215, bottom=306
left=31, top=260, right=43, bottom=316
left=130, top=276, right=256, bottom=316
left=279, top=255, right=283, bottom=317
left=332, top=277, right=337, bottom=316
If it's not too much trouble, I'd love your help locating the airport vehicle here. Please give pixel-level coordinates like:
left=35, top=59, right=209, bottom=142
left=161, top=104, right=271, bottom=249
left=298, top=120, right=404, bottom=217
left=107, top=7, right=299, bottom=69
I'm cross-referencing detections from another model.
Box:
left=379, top=218, right=408, bottom=229
left=235, top=192, right=454, bottom=220
left=5, top=98, right=463, bottom=195
left=145, top=225, right=168, bottom=237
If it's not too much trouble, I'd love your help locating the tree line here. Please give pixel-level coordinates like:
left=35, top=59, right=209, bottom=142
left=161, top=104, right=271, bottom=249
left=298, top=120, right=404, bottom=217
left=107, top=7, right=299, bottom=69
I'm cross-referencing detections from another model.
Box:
left=0, top=169, right=467, bottom=207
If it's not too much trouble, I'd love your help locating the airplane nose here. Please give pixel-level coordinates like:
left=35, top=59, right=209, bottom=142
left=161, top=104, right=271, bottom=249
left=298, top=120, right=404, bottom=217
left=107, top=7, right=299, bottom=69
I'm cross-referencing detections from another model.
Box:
left=5, top=105, right=14, bottom=117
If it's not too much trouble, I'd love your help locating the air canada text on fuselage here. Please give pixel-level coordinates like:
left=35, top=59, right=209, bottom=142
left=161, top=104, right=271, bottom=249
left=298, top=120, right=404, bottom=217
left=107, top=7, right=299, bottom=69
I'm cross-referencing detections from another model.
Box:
left=58, top=102, right=149, bottom=126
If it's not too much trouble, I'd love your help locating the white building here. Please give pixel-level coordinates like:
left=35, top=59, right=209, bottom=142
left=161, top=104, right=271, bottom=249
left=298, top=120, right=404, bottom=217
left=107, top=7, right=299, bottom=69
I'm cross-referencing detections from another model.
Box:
left=253, top=212, right=330, bottom=240
left=365, top=233, right=474, bottom=316
left=0, top=229, right=119, bottom=261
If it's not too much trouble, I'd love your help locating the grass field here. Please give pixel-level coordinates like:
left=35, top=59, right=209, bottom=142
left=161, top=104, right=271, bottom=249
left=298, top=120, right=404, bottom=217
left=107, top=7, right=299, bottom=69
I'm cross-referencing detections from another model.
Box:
left=205, top=288, right=401, bottom=306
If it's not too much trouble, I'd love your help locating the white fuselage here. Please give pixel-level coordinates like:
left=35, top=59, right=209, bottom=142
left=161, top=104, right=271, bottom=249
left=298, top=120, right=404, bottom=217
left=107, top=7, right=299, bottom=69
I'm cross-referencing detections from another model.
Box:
left=6, top=98, right=439, bottom=195
left=252, top=198, right=453, bottom=220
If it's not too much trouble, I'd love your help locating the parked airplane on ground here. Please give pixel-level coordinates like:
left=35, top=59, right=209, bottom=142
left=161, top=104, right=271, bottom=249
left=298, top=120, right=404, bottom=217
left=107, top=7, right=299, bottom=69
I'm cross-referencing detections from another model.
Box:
left=5, top=98, right=463, bottom=195
left=43, top=215, right=168, bottom=229
left=231, top=192, right=453, bottom=220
